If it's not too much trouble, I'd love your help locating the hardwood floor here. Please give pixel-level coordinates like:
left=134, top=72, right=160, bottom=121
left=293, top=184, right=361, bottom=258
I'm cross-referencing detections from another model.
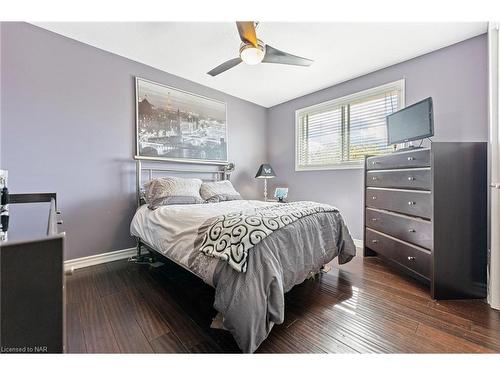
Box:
left=65, top=255, right=500, bottom=353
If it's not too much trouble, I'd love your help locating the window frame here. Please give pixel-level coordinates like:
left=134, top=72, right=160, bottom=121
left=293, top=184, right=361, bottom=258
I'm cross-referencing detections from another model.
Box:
left=295, top=79, right=406, bottom=171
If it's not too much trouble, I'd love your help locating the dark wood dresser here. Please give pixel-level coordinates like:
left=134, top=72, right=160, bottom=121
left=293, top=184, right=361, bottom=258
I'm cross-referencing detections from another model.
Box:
left=364, top=142, right=487, bottom=300
left=0, top=193, right=65, bottom=353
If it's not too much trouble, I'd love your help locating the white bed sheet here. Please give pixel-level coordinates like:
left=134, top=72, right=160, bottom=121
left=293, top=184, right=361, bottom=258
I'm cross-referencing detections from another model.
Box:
left=130, top=200, right=275, bottom=286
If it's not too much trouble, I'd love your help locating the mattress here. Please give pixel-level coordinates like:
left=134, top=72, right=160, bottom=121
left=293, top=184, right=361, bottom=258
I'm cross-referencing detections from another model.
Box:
left=130, top=200, right=276, bottom=286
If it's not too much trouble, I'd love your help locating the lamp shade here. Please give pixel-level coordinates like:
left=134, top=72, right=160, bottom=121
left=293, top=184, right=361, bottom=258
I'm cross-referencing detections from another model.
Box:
left=255, top=164, right=276, bottom=179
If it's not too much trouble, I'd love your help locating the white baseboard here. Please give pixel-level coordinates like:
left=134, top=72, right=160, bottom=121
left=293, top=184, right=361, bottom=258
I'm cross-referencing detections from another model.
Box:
left=64, top=238, right=364, bottom=272
left=353, top=238, right=363, bottom=249
left=64, top=247, right=136, bottom=272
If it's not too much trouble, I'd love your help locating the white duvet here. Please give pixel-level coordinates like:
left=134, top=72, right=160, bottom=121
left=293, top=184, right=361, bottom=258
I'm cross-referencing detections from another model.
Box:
left=130, top=200, right=276, bottom=285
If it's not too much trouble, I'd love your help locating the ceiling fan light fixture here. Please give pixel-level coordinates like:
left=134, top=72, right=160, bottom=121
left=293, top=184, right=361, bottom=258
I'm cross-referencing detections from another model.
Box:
left=240, top=42, right=265, bottom=65
left=207, top=22, right=313, bottom=76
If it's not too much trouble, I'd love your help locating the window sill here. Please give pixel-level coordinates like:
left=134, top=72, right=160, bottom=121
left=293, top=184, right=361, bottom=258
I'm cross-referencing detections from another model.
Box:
left=295, top=163, right=364, bottom=171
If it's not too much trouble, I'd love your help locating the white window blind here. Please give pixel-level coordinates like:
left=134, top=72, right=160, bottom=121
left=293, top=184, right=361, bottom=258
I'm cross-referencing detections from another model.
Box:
left=295, top=80, right=405, bottom=170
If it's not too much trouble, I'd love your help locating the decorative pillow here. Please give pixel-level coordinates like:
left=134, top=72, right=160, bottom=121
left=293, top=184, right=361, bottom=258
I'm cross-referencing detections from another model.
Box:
left=200, top=180, right=242, bottom=203
left=144, top=177, right=203, bottom=209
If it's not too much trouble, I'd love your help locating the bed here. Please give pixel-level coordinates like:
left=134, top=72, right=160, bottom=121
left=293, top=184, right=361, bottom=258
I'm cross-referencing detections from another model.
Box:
left=130, top=158, right=356, bottom=353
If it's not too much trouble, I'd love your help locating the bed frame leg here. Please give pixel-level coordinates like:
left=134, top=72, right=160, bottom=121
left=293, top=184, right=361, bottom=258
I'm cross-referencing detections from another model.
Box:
left=128, top=238, right=155, bottom=264
left=136, top=238, right=142, bottom=258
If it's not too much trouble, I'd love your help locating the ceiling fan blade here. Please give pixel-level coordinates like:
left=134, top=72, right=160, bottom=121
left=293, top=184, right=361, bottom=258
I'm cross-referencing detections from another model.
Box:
left=236, top=21, right=258, bottom=47
left=262, top=45, right=313, bottom=67
left=207, top=57, right=242, bottom=76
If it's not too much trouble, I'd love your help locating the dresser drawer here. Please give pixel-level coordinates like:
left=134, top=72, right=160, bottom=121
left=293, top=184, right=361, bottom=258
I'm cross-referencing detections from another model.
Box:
left=366, top=188, right=431, bottom=219
left=366, top=168, right=431, bottom=190
left=365, top=208, right=432, bottom=249
left=366, top=149, right=430, bottom=170
left=365, top=228, right=431, bottom=280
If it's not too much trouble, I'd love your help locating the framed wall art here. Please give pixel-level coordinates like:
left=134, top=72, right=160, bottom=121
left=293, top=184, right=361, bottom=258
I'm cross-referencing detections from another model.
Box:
left=135, top=77, right=228, bottom=164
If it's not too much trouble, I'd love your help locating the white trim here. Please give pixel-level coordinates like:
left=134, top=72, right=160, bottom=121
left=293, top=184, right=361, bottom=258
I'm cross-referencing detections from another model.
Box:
left=295, top=161, right=365, bottom=171
left=353, top=238, right=364, bottom=249
left=64, top=247, right=136, bottom=272
left=296, top=79, right=406, bottom=116
left=64, top=238, right=365, bottom=272
left=488, top=22, right=500, bottom=310
left=64, top=238, right=365, bottom=274
left=295, top=79, right=406, bottom=172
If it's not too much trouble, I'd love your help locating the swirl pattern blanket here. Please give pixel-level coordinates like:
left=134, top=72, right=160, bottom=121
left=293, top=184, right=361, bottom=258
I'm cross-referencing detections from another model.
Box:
left=198, top=201, right=338, bottom=272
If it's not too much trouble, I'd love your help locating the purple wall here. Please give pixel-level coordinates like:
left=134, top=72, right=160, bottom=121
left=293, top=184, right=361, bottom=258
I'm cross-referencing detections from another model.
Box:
left=266, top=34, right=488, bottom=240
left=0, top=22, right=267, bottom=260
left=0, top=23, right=489, bottom=257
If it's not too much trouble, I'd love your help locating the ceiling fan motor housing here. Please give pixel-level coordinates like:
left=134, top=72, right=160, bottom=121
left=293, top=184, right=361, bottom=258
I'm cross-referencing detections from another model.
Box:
left=239, top=39, right=266, bottom=65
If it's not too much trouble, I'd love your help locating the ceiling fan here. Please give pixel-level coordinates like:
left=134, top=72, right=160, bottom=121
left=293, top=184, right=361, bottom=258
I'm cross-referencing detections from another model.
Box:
left=207, top=21, right=313, bottom=76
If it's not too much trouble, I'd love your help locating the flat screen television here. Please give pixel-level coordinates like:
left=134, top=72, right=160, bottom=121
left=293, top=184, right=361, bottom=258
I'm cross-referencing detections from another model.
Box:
left=386, top=97, right=434, bottom=145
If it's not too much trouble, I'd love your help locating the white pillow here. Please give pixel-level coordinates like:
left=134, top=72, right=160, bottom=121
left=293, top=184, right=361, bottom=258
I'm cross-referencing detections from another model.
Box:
left=200, top=180, right=242, bottom=203
left=144, top=177, right=204, bottom=209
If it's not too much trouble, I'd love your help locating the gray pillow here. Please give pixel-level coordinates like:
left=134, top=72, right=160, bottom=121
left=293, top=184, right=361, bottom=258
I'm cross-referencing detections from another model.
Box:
left=200, top=180, right=242, bottom=203
left=144, top=177, right=204, bottom=209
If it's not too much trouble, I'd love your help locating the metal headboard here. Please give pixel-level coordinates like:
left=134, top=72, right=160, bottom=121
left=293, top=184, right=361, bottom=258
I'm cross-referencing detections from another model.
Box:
left=135, top=156, right=232, bottom=207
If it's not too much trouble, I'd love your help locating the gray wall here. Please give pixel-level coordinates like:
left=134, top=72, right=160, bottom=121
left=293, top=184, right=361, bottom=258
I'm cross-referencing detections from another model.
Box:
left=267, top=34, right=488, bottom=240
left=0, top=23, right=489, bottom=258
left=0, top=22, right=267, bottom=260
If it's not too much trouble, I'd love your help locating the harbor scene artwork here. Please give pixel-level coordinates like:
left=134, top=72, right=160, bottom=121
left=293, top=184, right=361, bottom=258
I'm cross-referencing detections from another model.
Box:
left=136, top=78, right=227, bottom=163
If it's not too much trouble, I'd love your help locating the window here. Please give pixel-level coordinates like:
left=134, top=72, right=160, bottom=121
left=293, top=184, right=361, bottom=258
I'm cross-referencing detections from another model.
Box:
left=295, top=80, right=405, bottom=170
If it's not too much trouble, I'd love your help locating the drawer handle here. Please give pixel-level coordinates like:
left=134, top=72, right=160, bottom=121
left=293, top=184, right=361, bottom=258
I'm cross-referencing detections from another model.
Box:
left=372, top=196, right=377, bottom=200
left=407, top=176, right=415, bottom=181
left=408, top=228, right=416, bottom=233
left=407, top=156, right=415, bottom=161
left=372, top=161, right=380, bottom=165
left=371, top=218, right=379, bottom=222
left=57, top=220, right=64, bottom=225
left=407, top=256, right=416, bottom=261
left=408, top=201, right=416, bottom=205
left=371, top=239, right=379, bottom=244
left=56, top=210, right=62, bottom=215
left=372, top=177, right=378, bottom=181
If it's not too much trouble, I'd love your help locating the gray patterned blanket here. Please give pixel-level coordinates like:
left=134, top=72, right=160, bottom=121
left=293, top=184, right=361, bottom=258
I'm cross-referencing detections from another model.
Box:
left=211, top=207, right=356, bottom=352
left=198, top=201, right=338, bottom=272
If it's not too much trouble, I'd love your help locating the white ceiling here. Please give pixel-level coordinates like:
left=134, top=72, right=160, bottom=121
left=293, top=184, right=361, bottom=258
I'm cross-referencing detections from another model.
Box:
left=33, top=22, right=487, bottom=108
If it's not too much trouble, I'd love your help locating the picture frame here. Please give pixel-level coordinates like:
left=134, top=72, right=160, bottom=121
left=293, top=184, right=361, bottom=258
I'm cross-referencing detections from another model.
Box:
left=135, top=77, right=228, bottom=164
left=274, top=187, right=289, bottom=202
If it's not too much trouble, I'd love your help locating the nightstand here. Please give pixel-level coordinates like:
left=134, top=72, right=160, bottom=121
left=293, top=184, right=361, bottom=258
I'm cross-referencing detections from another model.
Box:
left=266, top=199, right=289, bottom=203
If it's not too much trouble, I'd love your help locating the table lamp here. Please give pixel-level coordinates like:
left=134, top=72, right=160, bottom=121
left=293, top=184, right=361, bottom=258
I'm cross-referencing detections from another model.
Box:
left=255, top=163, right=276, bottom=201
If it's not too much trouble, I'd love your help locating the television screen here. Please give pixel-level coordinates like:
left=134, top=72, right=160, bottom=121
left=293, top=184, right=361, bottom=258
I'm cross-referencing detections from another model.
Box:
left=386, top=97, right=434, bottom=145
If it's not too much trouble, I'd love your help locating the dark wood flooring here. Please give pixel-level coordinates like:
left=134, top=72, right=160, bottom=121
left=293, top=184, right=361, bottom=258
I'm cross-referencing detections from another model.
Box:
left=65, top=255, right=500, bottom=353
